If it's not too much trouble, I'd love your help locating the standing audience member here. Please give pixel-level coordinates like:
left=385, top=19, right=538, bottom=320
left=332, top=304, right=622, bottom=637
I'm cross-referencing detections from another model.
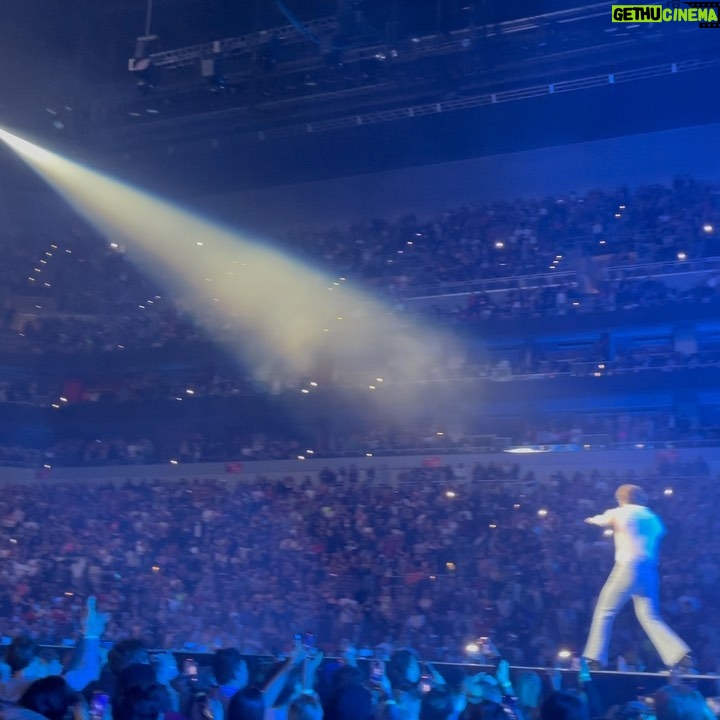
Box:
left=1, top=597, right=105, bottom=705
left=151, top=654, right=180, bottom=713
left=288, top=695, right=323, bottom=720
left=515, top=672, right=542, bottom=720
left=13, top=677, right=78, bottom=720
left=85, top=640, right=150, bottom=701
left=386, top=651, right=422, bottom=720
left=212, top=650, right=248, bottom=716
left=540, top=692, right=589, bottom=720
left=653, top=685, right=714, bottom=720
left=0, top=638, right=42, bottom=705
left=322, top=666, right=372, bottom=720
left=227, top=688, right=265, bottom=720
left=111, top=684, right=165, bottom=720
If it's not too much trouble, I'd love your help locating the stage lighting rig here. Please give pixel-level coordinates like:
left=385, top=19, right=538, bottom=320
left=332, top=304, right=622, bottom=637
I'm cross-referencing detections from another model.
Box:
left=201, top=58, right=228, bottom=93
left=128, top=0, right=160, bottom=92
left=129, top=35, right=160, bottom=92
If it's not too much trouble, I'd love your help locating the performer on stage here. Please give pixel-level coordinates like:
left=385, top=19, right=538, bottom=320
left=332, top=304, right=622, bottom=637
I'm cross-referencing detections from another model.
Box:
left=582, top=484, right=693, bottom=671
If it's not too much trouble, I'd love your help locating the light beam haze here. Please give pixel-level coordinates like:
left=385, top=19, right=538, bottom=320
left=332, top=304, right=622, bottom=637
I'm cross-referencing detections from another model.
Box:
left=0, top=128, right=459, bottom=390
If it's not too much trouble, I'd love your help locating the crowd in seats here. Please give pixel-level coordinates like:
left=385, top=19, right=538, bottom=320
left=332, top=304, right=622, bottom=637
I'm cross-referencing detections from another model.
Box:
left=0, top=179, right=718, bottom=360
left=0, top=463, right=717, bottom=676
left=0, top=368, right=262, bottom=408
left=0, top=224, right=203, bottom=355
left=2, top=271, right=720, bottom=359
left=420, top=273, right=720, bottom=325
left=288, top=177, right=719, bottom=291
left=2, top=334, right=720, bottom=422
left=520, top=411, right=718, bottom=447
left=0, top=469, right=718, bottom=720
left=1, top=179, right=720, bottom=718
left=0, top=229, right=160, bottom=318
left=2, top=404, right=720, bottom=469
left=1, top=403, right=719, bottom=469
left=0, top=636, right=715, bottom=720
left=17, top=313, right=202, bottom=355
left=468, top=345, right=720, bottom=380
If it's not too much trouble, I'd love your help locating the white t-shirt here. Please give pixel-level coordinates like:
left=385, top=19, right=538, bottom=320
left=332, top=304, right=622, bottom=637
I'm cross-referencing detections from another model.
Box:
left=587, top=503, right=666, bottom=563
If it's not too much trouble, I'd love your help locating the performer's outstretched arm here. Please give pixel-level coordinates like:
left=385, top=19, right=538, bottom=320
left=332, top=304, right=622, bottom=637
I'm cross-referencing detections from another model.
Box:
left=584, top=511, right=613, bottom=527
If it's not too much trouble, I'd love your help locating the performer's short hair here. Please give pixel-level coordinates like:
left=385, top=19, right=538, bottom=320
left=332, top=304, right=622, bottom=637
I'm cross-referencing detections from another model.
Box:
left=615, top=484, right=647, bottom=506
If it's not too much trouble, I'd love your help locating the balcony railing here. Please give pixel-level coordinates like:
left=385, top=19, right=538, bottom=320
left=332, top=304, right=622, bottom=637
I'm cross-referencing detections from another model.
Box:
left=603, top=256, right=720, bottom=281
left=404, top=254, right=720, bottom=301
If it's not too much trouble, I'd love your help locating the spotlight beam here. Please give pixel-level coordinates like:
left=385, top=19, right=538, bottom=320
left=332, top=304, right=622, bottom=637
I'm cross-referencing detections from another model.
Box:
left=0, top=128, right=454, bottom=387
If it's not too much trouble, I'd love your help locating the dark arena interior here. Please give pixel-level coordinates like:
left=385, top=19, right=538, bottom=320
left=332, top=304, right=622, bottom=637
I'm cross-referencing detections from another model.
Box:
left=0, top=1, right=719, bottom=719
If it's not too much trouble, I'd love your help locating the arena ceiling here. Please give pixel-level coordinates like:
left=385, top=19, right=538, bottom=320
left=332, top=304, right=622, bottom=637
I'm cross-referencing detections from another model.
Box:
left=1, top=0, right=718, bottom=195
left=0, top=0, right=606, bottom=134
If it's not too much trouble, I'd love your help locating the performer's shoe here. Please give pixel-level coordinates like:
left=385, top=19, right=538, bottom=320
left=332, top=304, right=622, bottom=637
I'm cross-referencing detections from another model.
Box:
left=668, top=653, right=696, bottom=675
left=582, top=658, right=603, bottom=671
